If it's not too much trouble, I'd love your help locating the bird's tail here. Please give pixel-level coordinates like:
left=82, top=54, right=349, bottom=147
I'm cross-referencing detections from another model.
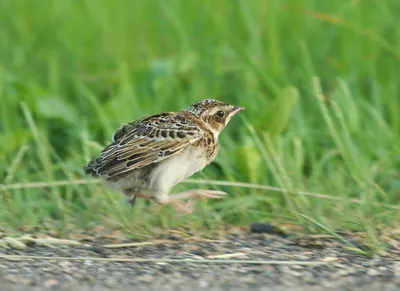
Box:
left=83, top=158, right=100, bottom=177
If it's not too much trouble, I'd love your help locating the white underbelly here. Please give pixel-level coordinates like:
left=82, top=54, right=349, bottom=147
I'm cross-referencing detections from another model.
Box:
left=150, top=148, right=208, bottom=193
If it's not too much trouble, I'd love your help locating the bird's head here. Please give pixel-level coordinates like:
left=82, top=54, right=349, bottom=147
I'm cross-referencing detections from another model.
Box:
left=185, top=99, right=244, bottom=134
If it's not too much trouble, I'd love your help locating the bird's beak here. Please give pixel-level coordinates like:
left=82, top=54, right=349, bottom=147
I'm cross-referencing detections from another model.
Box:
left=230, top=106, right=245, bottom=115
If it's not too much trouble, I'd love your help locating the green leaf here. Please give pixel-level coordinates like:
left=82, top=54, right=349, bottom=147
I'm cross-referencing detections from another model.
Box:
left=236, top=144, right=262, bottom=184
left=256, top=87, right=299, bottom=137
left=36, top=97, right=76, bottom=123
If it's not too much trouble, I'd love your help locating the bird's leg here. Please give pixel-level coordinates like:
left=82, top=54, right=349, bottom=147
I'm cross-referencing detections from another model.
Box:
left=171, top=189, right=227, bottom=201
left=152, top=190, right=227, bottom=215
left=128, top=195, right=137, bottom=207
left=169, top=199, right=196, bottom=215
left=165, top=189, right=227, bottom=214
left=123, top=189, right=141, bottom=208
left=153, top=194, right=195, bottom=215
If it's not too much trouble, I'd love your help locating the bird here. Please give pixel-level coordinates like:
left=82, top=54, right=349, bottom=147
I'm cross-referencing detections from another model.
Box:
left=84, top=98, right=244, bottom=214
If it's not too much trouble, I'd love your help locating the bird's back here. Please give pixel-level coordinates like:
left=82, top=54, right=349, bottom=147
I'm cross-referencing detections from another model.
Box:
left=84, top=111, right=205, bottom=180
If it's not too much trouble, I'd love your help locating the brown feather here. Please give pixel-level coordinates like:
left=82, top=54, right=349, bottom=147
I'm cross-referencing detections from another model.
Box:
left=84, top=112, right=203, bottom=179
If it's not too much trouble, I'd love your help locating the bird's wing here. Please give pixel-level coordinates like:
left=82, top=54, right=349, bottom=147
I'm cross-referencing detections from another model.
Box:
left=85, top=113, right=203, bottom=179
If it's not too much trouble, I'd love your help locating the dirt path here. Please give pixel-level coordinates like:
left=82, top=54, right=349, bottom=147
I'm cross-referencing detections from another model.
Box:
left=1, top=233, right=399, bottom=291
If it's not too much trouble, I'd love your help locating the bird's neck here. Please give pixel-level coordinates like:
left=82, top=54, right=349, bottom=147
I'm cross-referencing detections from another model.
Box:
left=202, top=121, right=220, bottom=140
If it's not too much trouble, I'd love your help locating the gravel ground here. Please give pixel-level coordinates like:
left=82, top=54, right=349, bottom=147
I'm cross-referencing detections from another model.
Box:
left=0, top=231, right=399, bottom=291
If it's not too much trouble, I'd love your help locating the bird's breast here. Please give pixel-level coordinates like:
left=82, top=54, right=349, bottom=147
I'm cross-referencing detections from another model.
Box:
left=150, top=146, right=211, bottom=192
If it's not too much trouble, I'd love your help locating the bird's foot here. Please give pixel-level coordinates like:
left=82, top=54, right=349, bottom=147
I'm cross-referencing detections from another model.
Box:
left=168, top=189, right=227, bottom=214
left=169, top=200, right=195, bottom=215
left=172, top=189, right=227, bottom=201
left=153, top=189, right=227, bottom=215
left=127, top=195, right=137, bottom=207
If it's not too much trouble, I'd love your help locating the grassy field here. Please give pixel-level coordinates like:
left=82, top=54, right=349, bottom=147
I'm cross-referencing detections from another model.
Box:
left=0, top=0, right=399, bottom=253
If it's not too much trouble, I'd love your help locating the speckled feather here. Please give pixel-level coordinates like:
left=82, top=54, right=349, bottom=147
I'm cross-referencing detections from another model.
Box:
left=185, top=99, right=227, bottom=117
left=84, top=112, right=205, bottom=179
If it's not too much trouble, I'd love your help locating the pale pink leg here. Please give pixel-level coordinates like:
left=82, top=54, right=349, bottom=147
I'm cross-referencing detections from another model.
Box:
left=153, top=193, right=196, bottom=215
left=172, top=189, right=227, bottom=200
left=169, top=189, right=227, bottom=214
left=154, top=190, right=227, bottom=215
left=169, top=199, right=196, bottom=215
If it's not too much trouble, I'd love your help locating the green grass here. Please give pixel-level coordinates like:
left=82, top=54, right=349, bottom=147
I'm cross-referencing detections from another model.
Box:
left=0, top=0, right=399, bottom=252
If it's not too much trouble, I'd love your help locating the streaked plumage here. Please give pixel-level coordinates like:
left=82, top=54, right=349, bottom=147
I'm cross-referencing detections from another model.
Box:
left=84, top=99, right=244, bottom=213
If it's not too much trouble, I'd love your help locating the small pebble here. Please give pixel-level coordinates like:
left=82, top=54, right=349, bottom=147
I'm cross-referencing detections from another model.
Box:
left=104, top=277, right=117, bottom=287
left=367, top=269, right=380, bottom=276
left=137, top=274, right=153, bottom=283
left=250, top=223, right=277, bottom=234
left=43, top=279, right=58, bottom=288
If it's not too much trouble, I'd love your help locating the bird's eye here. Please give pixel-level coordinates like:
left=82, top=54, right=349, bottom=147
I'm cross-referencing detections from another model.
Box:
left=216, top=110, right=225, bottom=118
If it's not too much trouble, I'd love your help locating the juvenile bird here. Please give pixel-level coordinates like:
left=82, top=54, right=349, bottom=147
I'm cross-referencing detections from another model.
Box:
left=84, top=99, right=244, bottom=213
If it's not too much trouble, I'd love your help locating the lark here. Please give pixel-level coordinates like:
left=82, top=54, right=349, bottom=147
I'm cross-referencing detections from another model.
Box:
left=84, top=99, right=244, bottom=213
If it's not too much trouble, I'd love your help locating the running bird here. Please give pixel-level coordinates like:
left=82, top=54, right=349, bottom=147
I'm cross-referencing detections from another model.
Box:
left=84, top=99, right=244, bottom=214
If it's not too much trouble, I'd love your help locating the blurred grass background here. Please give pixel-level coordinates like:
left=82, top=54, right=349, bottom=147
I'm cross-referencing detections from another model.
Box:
left=0, top=0, right=399, bottom=250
